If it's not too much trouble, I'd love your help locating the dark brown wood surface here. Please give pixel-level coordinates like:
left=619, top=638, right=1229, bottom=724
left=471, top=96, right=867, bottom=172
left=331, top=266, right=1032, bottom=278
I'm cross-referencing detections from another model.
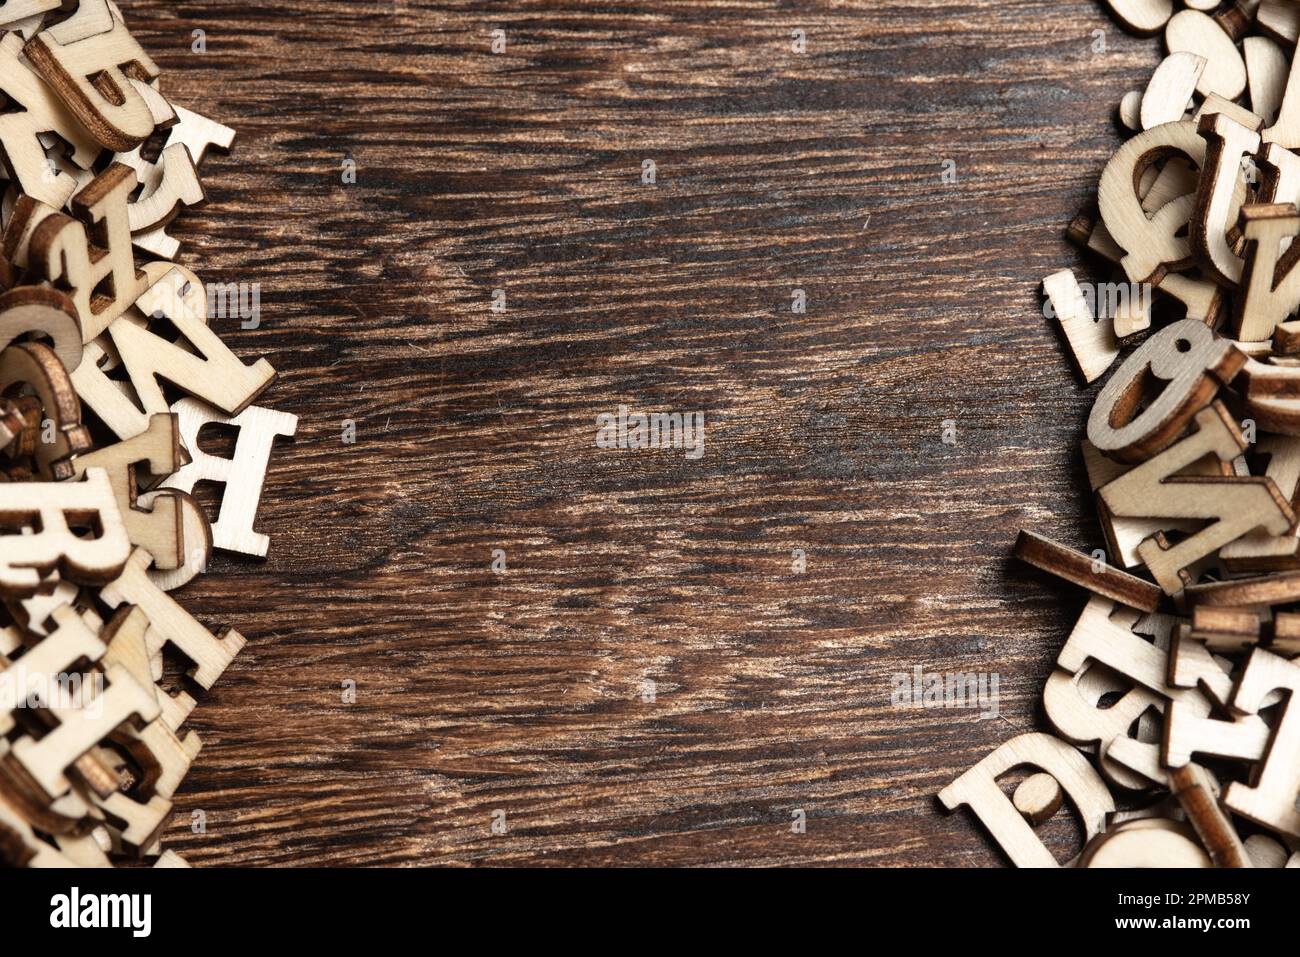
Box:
left=122, top=0, right=1164, bottom=866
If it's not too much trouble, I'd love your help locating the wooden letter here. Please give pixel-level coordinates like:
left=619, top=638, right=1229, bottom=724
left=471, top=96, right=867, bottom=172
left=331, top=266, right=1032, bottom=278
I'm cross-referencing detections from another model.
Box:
left=1142, top=52, right=1206, bottom=130
left=1236, top=203, right=1300, bottom=342
left=1013, top=530, right=1162, bottom=612
left=11, top=664, right=157, bottom=799
left=1169, top=763, right=1251, bottom=867
left=1086, top=319, right=1244, bottom=463
left=1099, top=121, right=1206, bottom=284
left=1103, top=0, right=1173, bottom=36
left=73, top=264, right=275, bottom=441
left=1042, top=270, right=1119, bottom=383
left=23, top=18, right=161, bottom=151
left=1059, top=596, right=1226, bottom=705
left=1083, top=822, right=1212, bottom=867
left=1192, top=112, right=1260, bottom=287
left=1220, top=434, right=1300, bottom=569
left=1223, top=649, right=1300, bottom=837
left=0, top=34, right=100, bottom=208
left=22, top=164, right=146, bottom=343
left=938, top=733, right=1115, bottom=868
left=0, top=341, right=91, bottom=479
left=1098, top=404, right=1294, bottom=593
left=1246, top=36, right=1288, bottom=125
left=161, top=400, right=296, bottom=558
left=1165, top=11, right=1247, bottom=100
left=0, top=286, right=83, bottom=374
left=69, top=414, right=183, bottom=570
left=0, top=468, right=130, bottom=596
left=1164, top=700, right=1270, bottom=767
left=99, top=548, right=245, bottom=689
left=1262, top=28, right=1300, bottom=148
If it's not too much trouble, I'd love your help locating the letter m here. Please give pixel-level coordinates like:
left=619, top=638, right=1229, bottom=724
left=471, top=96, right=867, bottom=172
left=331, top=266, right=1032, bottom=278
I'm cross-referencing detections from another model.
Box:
left=207, top=282, right=234, bottom=319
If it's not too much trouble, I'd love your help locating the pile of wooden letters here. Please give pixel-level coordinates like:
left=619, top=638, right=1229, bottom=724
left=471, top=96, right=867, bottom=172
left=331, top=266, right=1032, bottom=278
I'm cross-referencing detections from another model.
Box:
left=940, top=0, right=1300, bottom=867
left=0, top=1, right=294, bottom=867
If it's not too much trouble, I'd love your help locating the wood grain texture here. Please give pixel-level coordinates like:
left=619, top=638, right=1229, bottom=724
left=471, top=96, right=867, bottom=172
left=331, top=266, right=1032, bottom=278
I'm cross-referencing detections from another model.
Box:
left=114, top=0, right=1164, bottom=865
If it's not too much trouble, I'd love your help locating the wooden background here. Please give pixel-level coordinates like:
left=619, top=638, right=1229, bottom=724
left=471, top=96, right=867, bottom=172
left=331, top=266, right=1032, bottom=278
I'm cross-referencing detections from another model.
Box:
left=119, top=0, right=1164, bottom=865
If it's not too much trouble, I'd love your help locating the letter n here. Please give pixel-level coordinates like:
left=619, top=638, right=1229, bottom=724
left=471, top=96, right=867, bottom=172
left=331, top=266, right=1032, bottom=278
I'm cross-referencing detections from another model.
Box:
left=1098, top=403, right=1294, bottom=594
